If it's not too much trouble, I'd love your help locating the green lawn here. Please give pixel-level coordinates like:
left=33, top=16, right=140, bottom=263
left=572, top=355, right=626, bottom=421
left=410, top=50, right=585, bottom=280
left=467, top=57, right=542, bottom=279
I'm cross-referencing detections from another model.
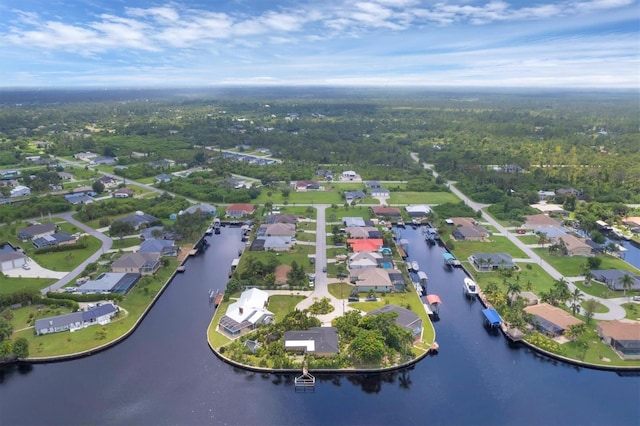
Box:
left=471, top=263, right=556, bottom=295
left=533, top=249, right=640, bottom=276
left=110, top=238, right=142, bottom=250
left=451, top=235, right=527, bottom=260
left=573, top=280, right=616, bottom=298
left=388, top=191, right=459, bottom=205
left=208, top=299, right=232, bottom=349
left=517, top=235, right=540, bottom=244
left=267, top=295, right=305, bottom=322
left=295, top=232, right=316, bottom=243
left=19, top=260, right=178, bottom=357
left=558, top=328, right=640, bottom=367
left=236, top=245, right=316, bottom=277
left=324, top=205, right=373, bottom=221
left=328, top=282, right=354, bottom=299
left=29, top=236, right=103, bottom=272
left=0, top=277, right=57, bottom=295
left=254, top=190, right=342, bottom=204
left=622, top=303, right=640, bottom=321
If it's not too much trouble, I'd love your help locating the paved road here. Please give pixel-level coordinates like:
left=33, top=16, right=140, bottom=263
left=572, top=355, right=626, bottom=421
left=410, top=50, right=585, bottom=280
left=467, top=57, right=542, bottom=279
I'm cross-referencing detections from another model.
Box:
left=410, top=153, right=626, bottom=321
left=295, top=204, right=353, bottom=324
left=39, top=212, right=113, bottom=294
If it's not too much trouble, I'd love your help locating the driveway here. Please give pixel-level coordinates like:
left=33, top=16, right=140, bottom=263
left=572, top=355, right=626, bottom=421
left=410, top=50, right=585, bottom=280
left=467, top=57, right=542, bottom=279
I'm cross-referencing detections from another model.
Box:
left=3, top=259, right=68, bottom=279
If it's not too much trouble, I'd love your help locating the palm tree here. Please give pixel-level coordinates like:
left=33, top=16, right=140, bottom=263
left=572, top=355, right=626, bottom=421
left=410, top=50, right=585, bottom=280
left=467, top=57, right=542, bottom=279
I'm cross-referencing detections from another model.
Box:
left=507, top=282, right=522, bottom=306
left=620, top=273, right=634, bottom=297
left=552, top=278, right=570, bottom=305
left=583, top=270, right=594, bottom=287
left=569, top=288, right=584, bottom=315
left=537, top=232, right=549, bottom=247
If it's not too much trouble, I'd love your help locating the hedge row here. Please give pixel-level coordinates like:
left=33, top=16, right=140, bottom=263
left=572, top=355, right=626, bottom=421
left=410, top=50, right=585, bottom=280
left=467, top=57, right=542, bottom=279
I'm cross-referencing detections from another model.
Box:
left=46, top=292, right=123, bottom=303
left=33, top=239, right=88, bottom=255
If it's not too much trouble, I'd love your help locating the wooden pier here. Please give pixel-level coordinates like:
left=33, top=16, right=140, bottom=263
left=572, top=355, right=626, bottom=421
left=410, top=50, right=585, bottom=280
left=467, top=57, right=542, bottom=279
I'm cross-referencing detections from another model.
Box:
left=294, top=366, right=315, bottom=392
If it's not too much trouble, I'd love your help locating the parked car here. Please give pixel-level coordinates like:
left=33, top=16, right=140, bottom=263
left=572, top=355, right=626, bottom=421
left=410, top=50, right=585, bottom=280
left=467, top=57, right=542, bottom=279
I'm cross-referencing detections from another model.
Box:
left=337, top=273, right=349, bottom=279
left=310, top=257, right=316, bottom=264
left=21, top=264, right=30, bottom=270
left=633, top=296, right=640, bottom=301
left=322, top=266, right=327, bottom=273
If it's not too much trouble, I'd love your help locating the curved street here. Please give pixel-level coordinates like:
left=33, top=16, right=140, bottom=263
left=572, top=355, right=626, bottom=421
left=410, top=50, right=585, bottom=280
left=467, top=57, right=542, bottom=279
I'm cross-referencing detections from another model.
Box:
left=410, top=152, right=627, bottom=320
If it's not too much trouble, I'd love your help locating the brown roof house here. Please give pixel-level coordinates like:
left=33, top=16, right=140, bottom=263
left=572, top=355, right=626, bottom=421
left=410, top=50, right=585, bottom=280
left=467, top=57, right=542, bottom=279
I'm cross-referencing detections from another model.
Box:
left=225, top=203, right=256, bottom=218
left=371, top=206, right=402, bottom=218
left=597, top=320, right=640, bottom=360
left=524, top=214, right=562, bottom=228
left=524, top=303, right=583, bottom=337
left=552, top=235, right=592, bottom=257
left=350, top=268, right=393, bottom=293
left=452, top=225, right=489, bottom=241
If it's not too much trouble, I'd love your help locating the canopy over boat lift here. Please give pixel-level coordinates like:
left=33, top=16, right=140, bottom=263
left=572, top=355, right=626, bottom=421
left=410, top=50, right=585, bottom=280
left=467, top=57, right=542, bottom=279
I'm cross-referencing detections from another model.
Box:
left=482, top=308, right=502, bottom=327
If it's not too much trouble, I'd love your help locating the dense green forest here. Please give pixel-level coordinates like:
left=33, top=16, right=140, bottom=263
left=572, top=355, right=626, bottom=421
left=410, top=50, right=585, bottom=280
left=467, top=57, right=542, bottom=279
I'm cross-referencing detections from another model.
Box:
left=0, top=88, right=638, bottom=204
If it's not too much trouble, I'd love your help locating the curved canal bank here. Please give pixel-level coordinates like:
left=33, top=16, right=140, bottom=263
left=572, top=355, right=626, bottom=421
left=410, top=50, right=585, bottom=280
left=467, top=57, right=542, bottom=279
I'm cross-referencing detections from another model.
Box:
left=1, top=227, right=638, bottom=426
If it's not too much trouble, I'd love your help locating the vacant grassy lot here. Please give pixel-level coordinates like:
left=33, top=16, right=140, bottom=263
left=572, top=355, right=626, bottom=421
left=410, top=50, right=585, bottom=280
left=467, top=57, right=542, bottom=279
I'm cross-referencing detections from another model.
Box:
left=325, top=205, right=373, bottom=222
left=533, top=249, right=640, bottom=276
left=254, top=190, right=342, bottom=204
left=622, top=303, right=640, bottom=321
left=451, top=235, right=527, bottom=260
left=29, top=236, right=103, bottom=272
left=516, top=235, right=540, bottom=244
left=388, top=191, right=459, bottom=205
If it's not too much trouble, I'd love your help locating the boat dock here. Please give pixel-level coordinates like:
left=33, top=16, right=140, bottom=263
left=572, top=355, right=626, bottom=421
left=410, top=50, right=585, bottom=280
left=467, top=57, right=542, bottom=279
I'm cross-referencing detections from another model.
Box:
left=294, top=366, right=315, bottom=392
left=443, top=252, right=461, bottom=267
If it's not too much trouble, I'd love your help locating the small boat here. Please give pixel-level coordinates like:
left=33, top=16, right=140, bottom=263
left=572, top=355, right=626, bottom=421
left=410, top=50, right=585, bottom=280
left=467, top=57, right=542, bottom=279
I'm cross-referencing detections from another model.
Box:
left=463, top=277, right=478, bottom=295
left=205, top=227, right=213, bottom=235
left=411, top=261, right=419, bottom=272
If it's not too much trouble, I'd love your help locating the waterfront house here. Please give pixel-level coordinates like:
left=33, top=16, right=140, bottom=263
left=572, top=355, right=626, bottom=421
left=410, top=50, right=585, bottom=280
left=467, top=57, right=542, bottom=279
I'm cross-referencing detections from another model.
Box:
left=0, top=243, right=27, bottom=271
left=261, top=236, right=293, bottom=251
left=524, top=214, right=562, bottom=228
left=348, top=238, right=383, bottom=253
left=34, top=303, right=118, bottom=336
left=258, top=223, right=296, bottom=237
left=350, top=268, right=393, bottom=293
left=447, top=217, right=478, bottom=227
left=263, top=213, right=298, bottom=224
left=218, top=288, right=274, bottom=336
left=225, top=203, right=256, bottom=218
left=76, top=272, right=141, bottom=294
left=18, top=222, right=56, bottom=241
left=284, top=327, right=339, bottom=356
left=184, top=203, right=216, bottom=216
left=552, top=234, right=592, bottom=257
left=524, top=303, right=583, bottom=337
left=591, top=270, right=640, bottom=292
left=405, top=205, right=432, bottom=217
left=348, top=252, right=382, bottom=270
left=371, top=206, right=401, bottom=218
left=138, top=239, right=179, bottom=257
left=368, top=304, right=423, bottom=341
left=470, top=253, right=516, bottom=271
left=597, top=320, right=640, bottom=360
left=112, top=252, right=160, bottom=275
left=452, top=225, right=489, bottom=241
left=346, top=226, right=379, bottom=239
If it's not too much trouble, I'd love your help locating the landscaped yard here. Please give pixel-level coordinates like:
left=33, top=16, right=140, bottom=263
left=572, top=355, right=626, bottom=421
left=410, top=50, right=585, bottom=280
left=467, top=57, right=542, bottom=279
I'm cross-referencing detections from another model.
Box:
left=16, top=260, right=179, bottom=357
left=328, top=282, right=354, bottom=299
left=622, top=302, right=640, bottom=321
left=267, top=295, right=306, bottom=322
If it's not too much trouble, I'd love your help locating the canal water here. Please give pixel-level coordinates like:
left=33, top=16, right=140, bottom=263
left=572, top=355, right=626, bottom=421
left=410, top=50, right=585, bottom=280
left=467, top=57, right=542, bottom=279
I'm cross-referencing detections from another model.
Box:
left=0, top=227, right=638, bottom=425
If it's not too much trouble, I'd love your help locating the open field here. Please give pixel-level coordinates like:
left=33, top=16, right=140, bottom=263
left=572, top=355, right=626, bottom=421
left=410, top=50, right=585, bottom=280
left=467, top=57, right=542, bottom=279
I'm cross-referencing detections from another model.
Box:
left=0, top=277, right=57, bottom=295
left=451, top=235, right=527, bottom=260
left=533, top=249, right=640, bottom=276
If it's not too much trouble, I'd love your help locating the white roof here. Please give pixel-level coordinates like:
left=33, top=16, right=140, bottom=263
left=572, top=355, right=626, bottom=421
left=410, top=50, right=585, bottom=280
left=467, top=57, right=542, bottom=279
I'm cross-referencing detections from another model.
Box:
left=225, top=288, right=273, bottom=325
left=285, top=340, right=315, bottom=351
left=406, top=204, right=431, bottom=213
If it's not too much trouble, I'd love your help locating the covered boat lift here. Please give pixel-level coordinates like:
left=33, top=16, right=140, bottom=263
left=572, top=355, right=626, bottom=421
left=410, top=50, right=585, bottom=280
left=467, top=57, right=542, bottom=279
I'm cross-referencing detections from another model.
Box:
left=443, top=252, right=461, bottom=267
left=482, top=308, right=502, bottom=327
left=426, top=294, right=442, bottom=316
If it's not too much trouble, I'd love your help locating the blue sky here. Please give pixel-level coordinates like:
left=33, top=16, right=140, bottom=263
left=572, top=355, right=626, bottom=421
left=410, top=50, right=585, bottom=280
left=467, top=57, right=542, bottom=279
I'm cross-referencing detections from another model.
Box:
left=0, top=0, right=638, bottom=88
